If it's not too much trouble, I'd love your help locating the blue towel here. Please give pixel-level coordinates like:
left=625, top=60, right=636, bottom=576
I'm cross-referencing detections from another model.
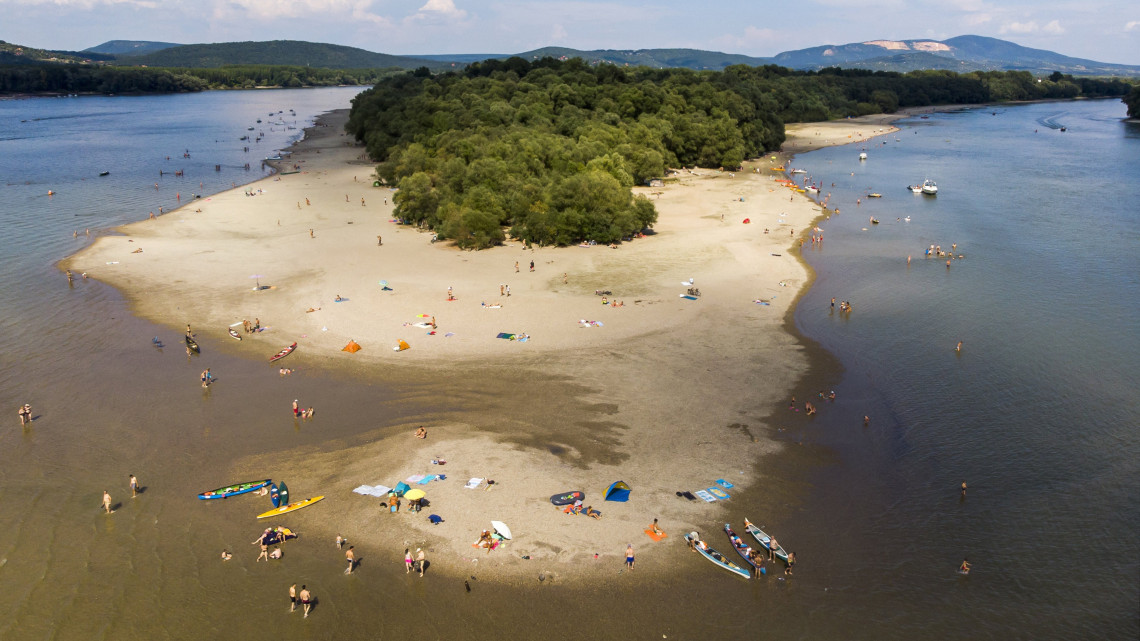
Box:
left=715, top=479, right=734, bottom=489
left=428, top=514, right=443, bottom=524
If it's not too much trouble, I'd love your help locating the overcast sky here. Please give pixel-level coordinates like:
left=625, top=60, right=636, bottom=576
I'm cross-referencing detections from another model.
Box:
left=4, top=0, right=1137, bottom=65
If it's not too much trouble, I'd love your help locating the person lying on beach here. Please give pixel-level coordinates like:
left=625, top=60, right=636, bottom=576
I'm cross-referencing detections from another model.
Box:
left=305, top=307, right=320, bottom=313
left=334, top=295, right=344, bottom=302
left=415, top=426, right=427, bottom=439
left=585, top=506, right=602, bottom=520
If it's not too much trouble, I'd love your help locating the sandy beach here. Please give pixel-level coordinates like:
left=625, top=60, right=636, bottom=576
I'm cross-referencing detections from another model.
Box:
left=66, top=109, right=902, bottom=584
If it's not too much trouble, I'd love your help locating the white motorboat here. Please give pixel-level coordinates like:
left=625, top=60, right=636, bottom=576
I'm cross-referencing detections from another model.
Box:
left=908, top=184, right=923, bottom=193
left=921, top=179, right=938, bottom=195
left=859, top=152, right=867, bottom=160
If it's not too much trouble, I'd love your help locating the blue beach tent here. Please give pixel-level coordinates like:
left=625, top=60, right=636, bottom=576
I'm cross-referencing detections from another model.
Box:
left=394, top=481, right=411, bottom=496
left=604, top=481, right=631, bottom=502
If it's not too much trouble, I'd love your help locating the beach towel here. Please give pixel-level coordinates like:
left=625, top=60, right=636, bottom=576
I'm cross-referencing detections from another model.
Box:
left=645, top=529, right=668, bottom=542
left=465, top=477, right=485, bottom=490
left=413, top=322, right=432, bottom=329
left=715, top=479, right=735, bottom=489
left=352, top=485, right=374, bottom=495
left=405, top=474, right=426, bottom=484
left=708, top=487, right=730, bottom=500
left=496, top=333, right=515, bottom=340
left=418, top=475, right=437, bottom=485
left=694, top=489, right=717, bottom=502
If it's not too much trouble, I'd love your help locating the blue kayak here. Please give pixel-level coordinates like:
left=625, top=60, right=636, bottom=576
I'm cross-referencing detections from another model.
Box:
left=685, top=532, right=750, bottom=579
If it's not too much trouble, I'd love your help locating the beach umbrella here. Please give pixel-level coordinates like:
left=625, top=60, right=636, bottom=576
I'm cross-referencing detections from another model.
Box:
left=342, top=340, right=361, bottom=353
left=249, top=274, right=264, bottom=290
left=491, top=520, right=512, bottom=539
left=404, top=488, right=426, bottom=501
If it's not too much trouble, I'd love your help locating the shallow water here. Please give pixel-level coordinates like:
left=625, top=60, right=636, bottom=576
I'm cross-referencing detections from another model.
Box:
left=785, top=99, right=1140, bottom=638
left=0, top=92, right=1136, bottom=640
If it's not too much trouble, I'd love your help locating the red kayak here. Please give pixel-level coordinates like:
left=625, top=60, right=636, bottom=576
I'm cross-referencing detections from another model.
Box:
left=269, top=342, right=297, bottom=362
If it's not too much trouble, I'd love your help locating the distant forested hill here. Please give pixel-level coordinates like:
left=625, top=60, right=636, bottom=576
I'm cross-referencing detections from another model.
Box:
left=84, top=40, right=182, bottom=56
left=117, top=40, right=445, bottom=70
left=512, top=47, right=769, bottom=70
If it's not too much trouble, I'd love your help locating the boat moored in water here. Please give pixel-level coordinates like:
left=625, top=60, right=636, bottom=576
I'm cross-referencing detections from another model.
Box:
left=921, top=179, right=938, bottom=195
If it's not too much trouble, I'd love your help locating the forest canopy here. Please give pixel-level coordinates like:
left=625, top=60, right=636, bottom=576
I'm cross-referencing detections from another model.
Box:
left=347, top=57, right=1131, bottom=248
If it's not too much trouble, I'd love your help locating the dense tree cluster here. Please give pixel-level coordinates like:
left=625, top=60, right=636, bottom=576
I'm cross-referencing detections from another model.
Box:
left=349, top=59, right=1129, bottom=248
left=1125, top=85, right=1140, bottom=119
left=0, top=64, right=388, bottom=94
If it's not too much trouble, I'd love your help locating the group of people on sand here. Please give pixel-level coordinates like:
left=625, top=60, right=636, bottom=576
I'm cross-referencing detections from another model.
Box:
left=241, top=318, right=261, bottom=333
left=252, top=527, right=290, bottom=562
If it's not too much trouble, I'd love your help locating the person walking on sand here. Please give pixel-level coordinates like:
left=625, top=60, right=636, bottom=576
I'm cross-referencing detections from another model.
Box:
left=336, top=535, right=345, bottom=549
left=289, top=584, right=297, bottom=612
left=625, top=544, right=635, bottom=570
left=129, top=474, right=139, bottom=498
left=299, top=585, right=312, bottom=618
left=416, top=548, right=426, bottom=577
left=344, top=546, right=355, bottom=574
left=102, top=490, right=113, bottom=514
left=529, top=260, right=535, bottom=272
left=405, top=548, right=414, bottom=573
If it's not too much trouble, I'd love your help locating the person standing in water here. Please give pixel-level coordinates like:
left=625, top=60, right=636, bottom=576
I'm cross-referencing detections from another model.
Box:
left=959, top=558, right=972, bottom=574
left=102, top=490, right=113, bottom=513
left=344, top=546, right=355, bottom=574
left=299, top=585, right=312, bottom=618
left=289, top=583, right=297, bottom=612
left=129, top=474, right=139, bottom=498
left=625, top=544, right=635, bottom=570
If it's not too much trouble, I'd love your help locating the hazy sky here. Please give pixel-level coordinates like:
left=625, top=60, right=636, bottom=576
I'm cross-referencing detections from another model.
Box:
left=4, top=0, right=1137, bottom=64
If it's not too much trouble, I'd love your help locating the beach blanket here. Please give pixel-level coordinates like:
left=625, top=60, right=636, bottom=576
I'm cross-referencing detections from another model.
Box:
left=496, top=333, right=515, bottom=340
left=578, top=320, right=604, bottom=327
left=694, top=489, right=717, bottom=502
left=419, top=474, right=438, bottom=485
left=413, top=322, right=432, bottom=329
left=352, top=484, right=393, bottom=497
left=405, top=474, right=426, bottom=484
left=715, top=479, right=735, bottom=489
left=465, top=477, right=486, bottom=490
left=645, top=529, right=668, bottom=542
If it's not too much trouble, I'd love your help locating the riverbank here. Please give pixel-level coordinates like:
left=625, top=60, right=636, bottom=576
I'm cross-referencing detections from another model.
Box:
left=66, top=108, right=901, bottom=584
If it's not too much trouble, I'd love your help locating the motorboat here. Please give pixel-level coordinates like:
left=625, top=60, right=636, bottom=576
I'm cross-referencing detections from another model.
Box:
left=909, top=184, right=923, bottom=194
left=859, top=152, right=867, bottom=160
left=868, top=193, right=881, bottom=198
left=921, top=179, right=938, bottom=195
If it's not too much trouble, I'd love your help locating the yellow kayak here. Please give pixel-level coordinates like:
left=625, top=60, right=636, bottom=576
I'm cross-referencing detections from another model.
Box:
left=257, top=496, right=324, bottom=519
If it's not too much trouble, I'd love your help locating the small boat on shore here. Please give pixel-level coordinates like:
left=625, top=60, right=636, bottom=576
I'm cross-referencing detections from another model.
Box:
left=228, top=328, right=242, bottom=341
left=269, top=342, right=297, bottom=363
left=724, top=523, right=761, bottom=571
left=198, top=479, right=271, bottom=500
left=789, top=168, right=806, bottom=174
left=744, top=518, right=789, bottom=563
left=685, top=532, right=751, bottom=579
left=922, top=179, right=938, bottom=195
left=257, top=495, right=324, bottom=519
left=185, top=334, right=200, bottom=353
